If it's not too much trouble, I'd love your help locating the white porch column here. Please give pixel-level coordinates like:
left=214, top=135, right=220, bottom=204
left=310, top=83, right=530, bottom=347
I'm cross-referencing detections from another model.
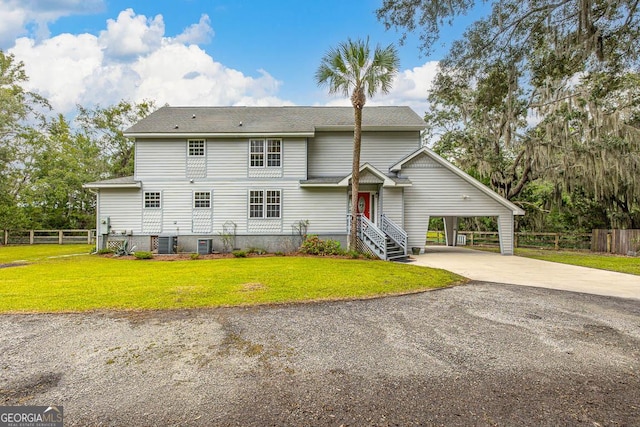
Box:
left=443, top=216, right=458, bottom=247
left=498, top=214, right=515, bottom=255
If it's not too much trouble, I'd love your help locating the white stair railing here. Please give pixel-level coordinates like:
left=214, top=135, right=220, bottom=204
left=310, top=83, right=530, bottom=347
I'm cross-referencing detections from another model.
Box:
left=347, top=214, right=386, bottom=259
left=380, top=214, right=408, bottom=256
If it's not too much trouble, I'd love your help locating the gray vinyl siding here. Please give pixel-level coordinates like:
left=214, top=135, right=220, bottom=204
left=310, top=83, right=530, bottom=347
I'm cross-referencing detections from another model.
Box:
left=99, top=188, right=141, bottom=233
left=401, top=153, right=512, bottom=249
left=308, top=131, right=421, bottom=176
left=282, top=138, right=307, bottom=179
left=135, top=139, right=186, bottom=180
left=211, top=185, right=248, bottom=232
left=136, top=138, right=306, bottom=181
left=283, top=188, right=347, bottom=234
left=380, top=187, right=403, bottom=227
left=210, top=139, right=249, bottom=179
left=498, top=214, right=515, bottom=255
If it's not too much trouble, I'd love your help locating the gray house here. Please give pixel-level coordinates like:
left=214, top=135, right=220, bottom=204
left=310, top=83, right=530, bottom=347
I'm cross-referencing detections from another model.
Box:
left=85, top=106, right=524, bottom=258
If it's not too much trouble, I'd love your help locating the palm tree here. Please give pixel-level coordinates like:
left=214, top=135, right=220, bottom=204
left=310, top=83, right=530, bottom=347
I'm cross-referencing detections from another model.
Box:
left=315, top=37, right=400, bottom=251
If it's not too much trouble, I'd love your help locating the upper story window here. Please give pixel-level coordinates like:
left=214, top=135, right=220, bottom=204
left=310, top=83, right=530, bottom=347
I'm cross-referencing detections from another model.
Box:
left=144, top=192, right=161, bottom=209
left=250, top=139, right=281, bottom=167
left=188, top=140, right=205, bottom=157
left=193, top=191, right=211, bottom=208
left=249, top=189, right=281, bottom=219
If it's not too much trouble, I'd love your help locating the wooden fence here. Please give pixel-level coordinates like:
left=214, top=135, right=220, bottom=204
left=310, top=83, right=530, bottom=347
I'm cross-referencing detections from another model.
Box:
left=428, top=231, right=592, bottom=250
left=591, top=229, right=640, bottom=255
left=1, top=229, right=96, bottom=246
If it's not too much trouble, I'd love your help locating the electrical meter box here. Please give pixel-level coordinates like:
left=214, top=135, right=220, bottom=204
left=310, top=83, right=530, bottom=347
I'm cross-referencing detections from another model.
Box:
left=99, top=217, right=110, bottom=234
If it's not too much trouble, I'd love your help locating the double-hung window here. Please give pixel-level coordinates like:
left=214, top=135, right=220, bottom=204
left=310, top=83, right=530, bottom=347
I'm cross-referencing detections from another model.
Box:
left=193, top=191, right=211, bottom=208
left=249, top=190, right=281, bottom=218
left=250, top=139, right=281, bottom=167
left=144, top=192, right=161, bottom=209
left=188, top=140, right=205, bottom=157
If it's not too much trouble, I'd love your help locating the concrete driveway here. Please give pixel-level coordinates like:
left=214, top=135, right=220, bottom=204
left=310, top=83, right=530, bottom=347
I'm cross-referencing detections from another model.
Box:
left=413, top=246, right=640, bottom=300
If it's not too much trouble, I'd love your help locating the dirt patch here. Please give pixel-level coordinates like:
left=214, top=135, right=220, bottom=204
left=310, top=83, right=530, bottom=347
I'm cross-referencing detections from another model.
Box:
left=0, top=262, right=28, bottom=269
left=239, top=282, right=267, bottom=292
left=0, top=373, right=62, bottom=404
left=101, top=252, right=380, bottom=261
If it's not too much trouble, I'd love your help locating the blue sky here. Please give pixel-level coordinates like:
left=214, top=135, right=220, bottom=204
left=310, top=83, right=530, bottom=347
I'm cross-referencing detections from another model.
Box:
left=2, top=0, right=484, bottom=116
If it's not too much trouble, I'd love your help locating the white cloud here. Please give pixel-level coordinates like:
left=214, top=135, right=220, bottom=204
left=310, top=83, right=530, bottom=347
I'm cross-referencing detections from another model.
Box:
left=173, top=14, right=214, bottom=45
left=0, top=0, right=104, bottom=47
left=99, top=8, right=164, bottom=59
left=11, top=34, right=104, bottom=113
left=319, top=61, right=440, bottom=116
left=8, top=9, right=291, bottom=114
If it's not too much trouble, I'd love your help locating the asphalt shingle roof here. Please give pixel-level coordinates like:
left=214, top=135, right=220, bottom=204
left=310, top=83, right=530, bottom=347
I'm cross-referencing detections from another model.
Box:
left=125, top=106, right=426, bottom=135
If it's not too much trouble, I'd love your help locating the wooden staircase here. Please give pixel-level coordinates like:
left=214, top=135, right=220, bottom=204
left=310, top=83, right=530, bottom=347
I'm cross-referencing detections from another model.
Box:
left=348, top=214, right=408, bottom=261
left=386, top=238, right=407, bottom=261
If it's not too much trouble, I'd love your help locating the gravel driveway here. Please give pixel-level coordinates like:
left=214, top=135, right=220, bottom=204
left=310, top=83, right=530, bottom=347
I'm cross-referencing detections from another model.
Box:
left=1, top=282, right=639, bottom=426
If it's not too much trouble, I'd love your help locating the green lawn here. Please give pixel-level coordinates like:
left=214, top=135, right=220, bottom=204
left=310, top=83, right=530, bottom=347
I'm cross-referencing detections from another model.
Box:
left=473, top=245, right=640, bottom=275
left=515, top=248, right=640, bottom=276
left=0, top=245, right=464, bottom=313
left=0, top=244, right=93, bottom=263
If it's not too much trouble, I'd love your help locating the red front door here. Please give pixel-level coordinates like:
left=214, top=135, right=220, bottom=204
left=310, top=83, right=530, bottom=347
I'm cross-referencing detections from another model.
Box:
left=357, top=192, right=371, bottom=219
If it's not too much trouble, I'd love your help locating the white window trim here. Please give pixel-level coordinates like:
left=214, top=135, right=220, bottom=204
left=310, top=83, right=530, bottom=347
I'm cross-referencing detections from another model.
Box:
left=249, top=138, right=281, bottom=168
left=193, top=191, right=211, bottom=209
left=188, top=139, right=206, bottom=157
left=248, top=189, right=281, bottom=219
left=144, top=191, right=161, bottom=209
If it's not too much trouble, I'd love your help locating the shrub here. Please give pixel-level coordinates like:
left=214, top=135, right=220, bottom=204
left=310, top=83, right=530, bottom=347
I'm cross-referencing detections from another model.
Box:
left=247, top=247, right=267, bottom=255
left=96, top=248, right=114, bottom=255
left=134, top=251, right=153, bottom=260
left=300, top=235, right=344, bottom=256
left=347, top=250, right=361, bottom=259
left=190, top=253, right=200, bottom=260
left=232, top=250, right=247, bottom=258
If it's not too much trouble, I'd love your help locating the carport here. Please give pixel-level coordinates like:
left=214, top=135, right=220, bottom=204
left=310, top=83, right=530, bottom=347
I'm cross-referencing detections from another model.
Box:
left=390, top=147, right=525, bottom=255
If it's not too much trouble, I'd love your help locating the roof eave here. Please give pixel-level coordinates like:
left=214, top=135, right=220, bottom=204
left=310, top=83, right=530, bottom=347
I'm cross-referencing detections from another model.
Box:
left=299, top=182, right=347, bottom=188
left=123, top=132, right=315, bottom=138
left=83, top=183, right=142, bottom=189
left=315, top=125, right=425, bottom=132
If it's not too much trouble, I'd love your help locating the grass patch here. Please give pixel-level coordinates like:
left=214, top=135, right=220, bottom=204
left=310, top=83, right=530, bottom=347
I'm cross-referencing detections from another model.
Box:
left=0, top=244, right=93, bottom=263
left=0, top=251, right=464, bottom=313
left=472, top=246, right=639, bottom=275
left=514, top=248, right=640, bottom=276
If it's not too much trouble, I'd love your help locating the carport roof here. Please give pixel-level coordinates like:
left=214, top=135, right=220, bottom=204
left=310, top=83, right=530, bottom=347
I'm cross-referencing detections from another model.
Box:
left=391, top=147, right=525, bottom=215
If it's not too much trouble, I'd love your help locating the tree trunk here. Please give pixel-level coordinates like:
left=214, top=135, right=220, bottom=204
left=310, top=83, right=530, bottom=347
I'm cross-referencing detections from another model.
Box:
left=349, top=106, right=363, bottom=251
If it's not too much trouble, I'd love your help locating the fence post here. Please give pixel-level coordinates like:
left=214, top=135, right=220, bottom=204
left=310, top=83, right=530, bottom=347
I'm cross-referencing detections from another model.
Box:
left=514, top=233, right=519, bottom=248
left=3, top=230, right=7, bottom=246
left=29, top=230, right=34, bottom=245
left=87, top=230, right=92, bottom=244
left=554, top=233, right=559, bottom=250
left=58, top=230, right=64, bottom=245
left=470, top=232, right=474, bottom=247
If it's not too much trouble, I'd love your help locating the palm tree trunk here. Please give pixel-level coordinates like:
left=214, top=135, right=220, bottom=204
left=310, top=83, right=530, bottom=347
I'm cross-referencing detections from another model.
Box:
left=349, top=106, right=363, bottom=252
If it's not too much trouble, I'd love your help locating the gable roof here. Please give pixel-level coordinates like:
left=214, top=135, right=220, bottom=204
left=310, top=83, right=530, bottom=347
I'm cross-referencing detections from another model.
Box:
left=124, top=106, right=426, bottom=138
left=300, top=163, right=411, bottom=187
left=390, top=147, right=526, bottom=215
